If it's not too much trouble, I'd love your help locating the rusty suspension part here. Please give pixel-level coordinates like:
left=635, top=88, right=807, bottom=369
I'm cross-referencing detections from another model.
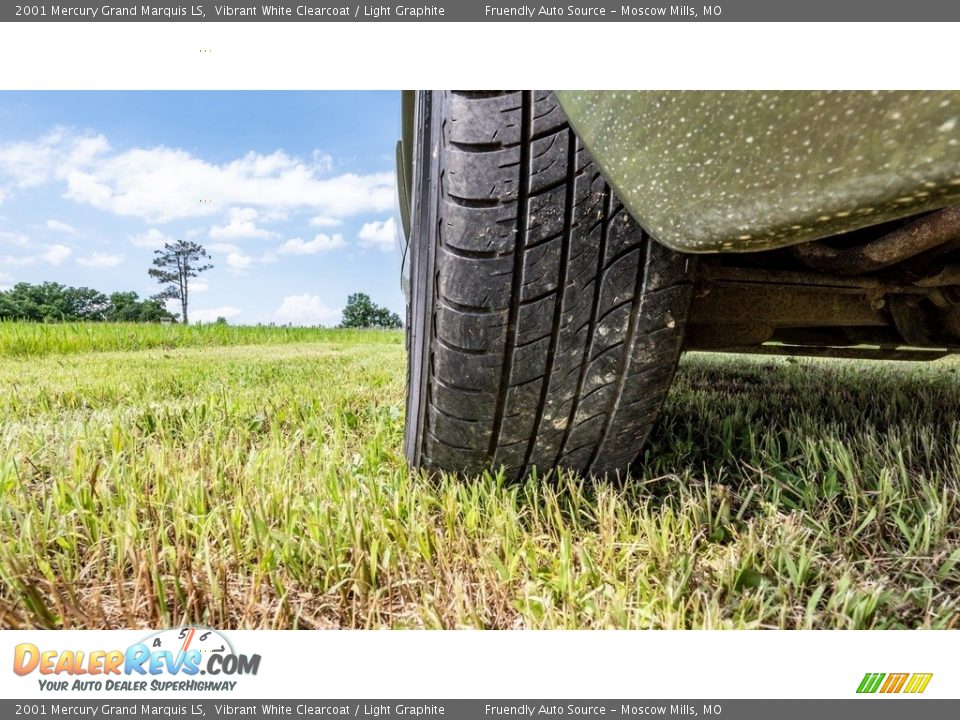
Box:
left=791, top=206, right=960, bottom=276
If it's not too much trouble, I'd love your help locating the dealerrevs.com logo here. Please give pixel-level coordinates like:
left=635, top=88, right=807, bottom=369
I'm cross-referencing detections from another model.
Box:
left=13, top=627, right=261, bottom=693
left=857, top=672, right=933, bottom=695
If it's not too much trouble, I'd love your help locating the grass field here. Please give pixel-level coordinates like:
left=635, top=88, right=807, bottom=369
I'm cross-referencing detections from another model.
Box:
left=0, top=322, right=958, bottom=629
left=0, top=320, right=383, bottom=358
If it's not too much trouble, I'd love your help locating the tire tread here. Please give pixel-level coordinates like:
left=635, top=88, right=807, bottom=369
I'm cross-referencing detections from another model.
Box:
left=409, top=91, right=694, bottom=479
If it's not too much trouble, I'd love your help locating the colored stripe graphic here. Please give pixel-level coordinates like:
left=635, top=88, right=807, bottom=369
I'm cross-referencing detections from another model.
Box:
left=857, top=672, right=932, bottom=694
left=904, top=674, right=934, bottom=694
left=880, top=673, right=909, bottom=693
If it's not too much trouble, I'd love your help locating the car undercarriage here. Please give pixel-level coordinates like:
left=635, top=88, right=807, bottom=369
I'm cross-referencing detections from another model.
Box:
left=686, top=206, right=960, bottom=360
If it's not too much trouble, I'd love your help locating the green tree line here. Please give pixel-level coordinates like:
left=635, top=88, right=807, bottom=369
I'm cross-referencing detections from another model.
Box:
left=0, top=282, right=176, bottom=323
left=340, top=292, right=402, bottom=329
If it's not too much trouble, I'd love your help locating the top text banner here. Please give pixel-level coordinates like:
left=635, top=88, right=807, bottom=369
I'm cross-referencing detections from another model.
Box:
left=6, top=0, right=960, bottom=22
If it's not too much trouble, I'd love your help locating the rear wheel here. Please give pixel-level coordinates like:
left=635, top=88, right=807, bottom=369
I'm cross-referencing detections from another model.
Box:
left=404, top=91, right=695, bottom=480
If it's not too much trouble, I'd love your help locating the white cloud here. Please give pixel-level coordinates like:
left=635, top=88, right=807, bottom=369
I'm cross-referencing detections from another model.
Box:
left=46, top=219, right=77, bottom=234
left=312, top=150, right=334, bottom=174
left=310, top=216, right=341, bottom=228
left=209, top=207, right=274, bottom=240
left=208, top=242, right=241, bottom=254
left=226, top=252, right=253, bottom=273
left=358, top=217, right=397, bottom=252
left=0, top=270, right=12, bottom=290
left=278, top=233, right=345, bottom=255
left=3, top=243, right=73, bottom=267
left=191, top=306, right=242, bottom=323
left=0, top=230, right=30, bottom=247
left=0, top=129, right=109, bottom=190
left=207, top=243, right=254, bottom=275
left=0, top=254, right=34, bottom=266
left=276, top=294, right=341, bottom=326
left=130, top=228, right=175, bottom=249
left=41, top=244, right=72, bottom=265
left=0, top=129, right=395, bottom=223
left=76, top=252, right=124, bottom=268
left=207, top=242, right=272, bottom=274
left=191, top=280, right=210, bottom=293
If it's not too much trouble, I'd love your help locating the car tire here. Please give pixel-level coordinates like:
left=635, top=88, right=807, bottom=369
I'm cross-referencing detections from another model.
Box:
left=404, top=91, right=695, bottom=480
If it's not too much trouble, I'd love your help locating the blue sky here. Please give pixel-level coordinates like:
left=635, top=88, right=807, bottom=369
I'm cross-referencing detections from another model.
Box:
left=0, top=91, right=404, bottom=324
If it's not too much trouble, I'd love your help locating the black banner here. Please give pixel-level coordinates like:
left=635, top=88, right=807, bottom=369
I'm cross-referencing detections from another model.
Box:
left=5, top=0, right=960, bottom=22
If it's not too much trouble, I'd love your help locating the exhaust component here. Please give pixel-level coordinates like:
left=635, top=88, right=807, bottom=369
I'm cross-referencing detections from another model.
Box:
left=792, top=206, right=960, bottom=275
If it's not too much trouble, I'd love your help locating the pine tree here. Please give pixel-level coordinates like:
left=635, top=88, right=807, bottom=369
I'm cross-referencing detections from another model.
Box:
left=148, top=240, right=213, bottom=325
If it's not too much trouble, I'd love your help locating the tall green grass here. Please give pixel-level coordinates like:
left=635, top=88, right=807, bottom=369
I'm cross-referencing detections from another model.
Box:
left=0, top=321, right=401, bottom=358
left=0, top=327, right=957, bottom=629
